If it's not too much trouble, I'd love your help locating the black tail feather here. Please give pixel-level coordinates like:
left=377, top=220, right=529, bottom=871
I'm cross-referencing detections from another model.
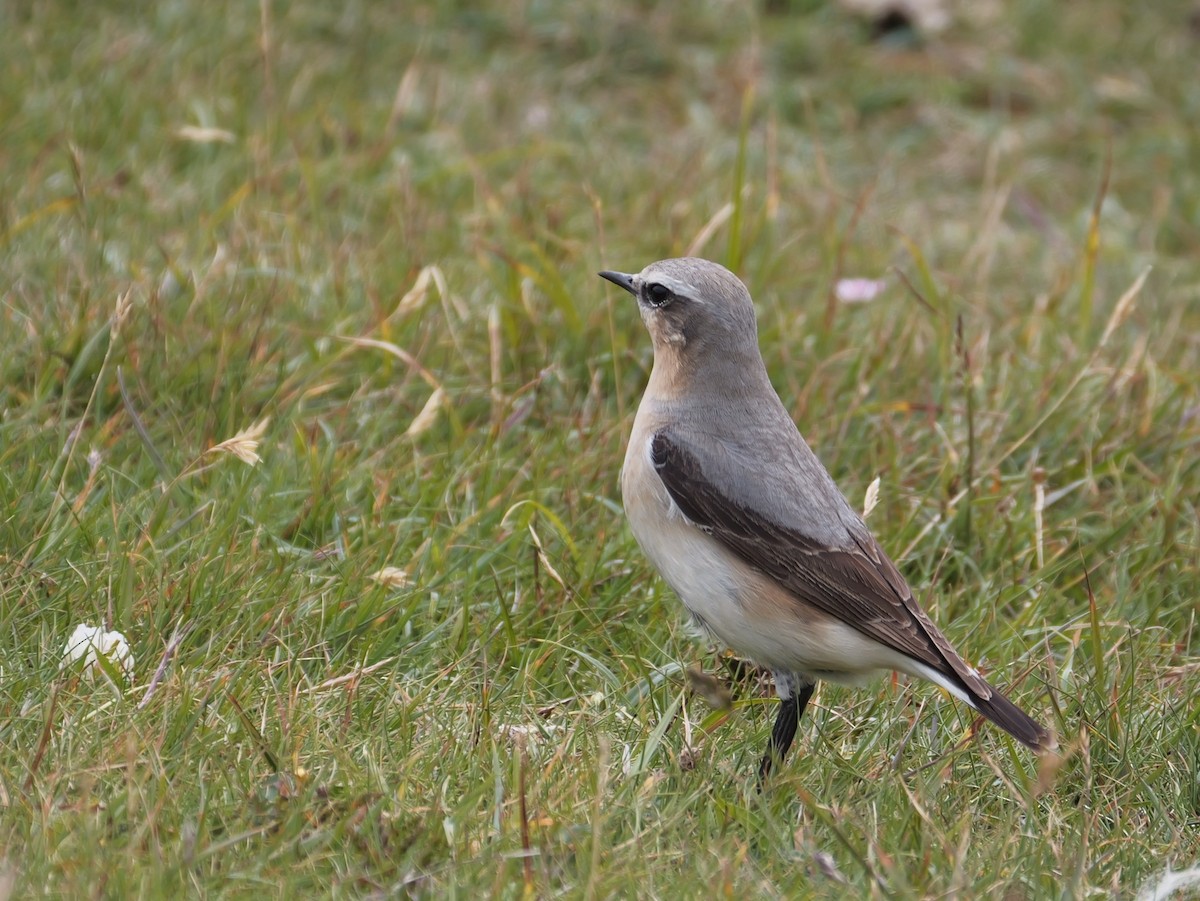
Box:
left=972, top=685, right=1052, bottom=751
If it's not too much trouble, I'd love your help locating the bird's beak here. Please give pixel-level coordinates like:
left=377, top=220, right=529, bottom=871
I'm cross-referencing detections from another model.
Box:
left=598, top=270, right=636, bottom=296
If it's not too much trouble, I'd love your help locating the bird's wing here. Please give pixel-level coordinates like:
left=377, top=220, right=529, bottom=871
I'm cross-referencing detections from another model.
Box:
left=650, top=430, right=993, bottom=699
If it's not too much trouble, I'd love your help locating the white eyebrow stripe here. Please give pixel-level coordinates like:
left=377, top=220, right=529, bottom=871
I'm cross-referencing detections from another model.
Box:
left=640, top=273, right=702, bottom=303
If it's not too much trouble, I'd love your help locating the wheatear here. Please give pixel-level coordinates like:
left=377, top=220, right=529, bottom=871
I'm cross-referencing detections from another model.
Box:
left=600, top=258, right=1050, bottom=782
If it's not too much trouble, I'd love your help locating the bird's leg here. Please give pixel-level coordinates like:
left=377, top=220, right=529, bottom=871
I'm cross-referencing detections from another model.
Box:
left=757, top=679, right=815, bottom=788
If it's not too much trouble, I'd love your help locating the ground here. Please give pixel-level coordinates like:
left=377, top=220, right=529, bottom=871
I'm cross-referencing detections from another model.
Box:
left=2, top=1, right=1199, bottom=897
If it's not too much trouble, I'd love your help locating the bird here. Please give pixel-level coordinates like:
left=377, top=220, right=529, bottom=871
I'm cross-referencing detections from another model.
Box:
left=599, top=257, right=1050, bottom=784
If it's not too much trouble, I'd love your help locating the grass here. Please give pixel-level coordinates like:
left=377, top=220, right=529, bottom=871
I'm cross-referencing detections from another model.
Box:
left=2, top=0, right=1199, bottom=896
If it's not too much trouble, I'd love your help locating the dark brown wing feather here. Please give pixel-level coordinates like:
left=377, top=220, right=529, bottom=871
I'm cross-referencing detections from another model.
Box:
left=651, top=431, right=1050, bottom=749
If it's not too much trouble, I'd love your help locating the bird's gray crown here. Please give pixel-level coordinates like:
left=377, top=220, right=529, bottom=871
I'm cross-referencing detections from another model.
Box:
left=636, top=258, right=753, bottom=310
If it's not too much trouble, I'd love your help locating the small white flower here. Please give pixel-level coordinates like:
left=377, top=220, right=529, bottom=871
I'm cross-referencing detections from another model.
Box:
left=61, top=624, right=135, bottom=683
left=835, top=277, right=887, bottom=304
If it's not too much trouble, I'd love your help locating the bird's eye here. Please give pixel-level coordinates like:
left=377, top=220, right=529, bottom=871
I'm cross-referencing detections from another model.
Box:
left=645, top=283, right=672, bottom=307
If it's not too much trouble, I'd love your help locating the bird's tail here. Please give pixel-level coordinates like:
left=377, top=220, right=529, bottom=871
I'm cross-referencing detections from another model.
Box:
left=969, top=683, right=1053, bottom=751
left=911, top=659, right=1053, bottom=750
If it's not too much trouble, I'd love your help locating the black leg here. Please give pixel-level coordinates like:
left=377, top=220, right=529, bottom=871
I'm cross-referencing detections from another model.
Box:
left=756, top=682, right=815, bottom=789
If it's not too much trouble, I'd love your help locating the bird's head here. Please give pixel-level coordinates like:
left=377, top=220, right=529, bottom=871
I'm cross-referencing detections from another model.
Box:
left=598, top=258, right=760, bottom=365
